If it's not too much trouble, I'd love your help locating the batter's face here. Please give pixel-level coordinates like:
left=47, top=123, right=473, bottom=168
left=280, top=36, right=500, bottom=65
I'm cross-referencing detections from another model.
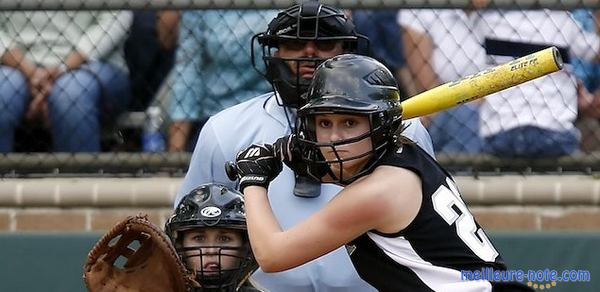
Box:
left=314, top=113, right=373, bottom=179
left=182, top=228, right=244, bottom=276
left=275, top=40, right=344, bottom=79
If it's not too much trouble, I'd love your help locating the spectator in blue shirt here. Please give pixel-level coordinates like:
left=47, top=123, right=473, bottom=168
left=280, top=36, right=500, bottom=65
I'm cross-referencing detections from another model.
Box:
left=168, top=10, right=276, bottom=151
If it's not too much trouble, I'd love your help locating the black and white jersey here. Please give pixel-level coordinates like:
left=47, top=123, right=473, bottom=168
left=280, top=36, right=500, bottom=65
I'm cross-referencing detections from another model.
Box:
left=348, top=143, right=529, bottom=292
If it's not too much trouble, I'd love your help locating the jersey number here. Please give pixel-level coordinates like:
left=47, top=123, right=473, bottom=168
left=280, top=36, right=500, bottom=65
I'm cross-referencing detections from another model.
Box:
left=432, top=178, right=498, bottom=262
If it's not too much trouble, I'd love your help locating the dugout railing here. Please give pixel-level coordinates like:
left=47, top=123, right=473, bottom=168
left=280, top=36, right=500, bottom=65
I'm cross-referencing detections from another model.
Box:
left=4, top=152, right=600, bottom=176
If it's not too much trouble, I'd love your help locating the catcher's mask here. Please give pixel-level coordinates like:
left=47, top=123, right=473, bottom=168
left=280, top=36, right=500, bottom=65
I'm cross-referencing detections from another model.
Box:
left=251, top=1, right=367, bottom=108
left=296, top=54, right=403, bottom=185
left=166, top=184, right=256, bottom=292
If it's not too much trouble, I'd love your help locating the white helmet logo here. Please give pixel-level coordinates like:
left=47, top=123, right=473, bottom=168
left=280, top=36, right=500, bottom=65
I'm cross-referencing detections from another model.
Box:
left=200, top=206, right=222, bottom=218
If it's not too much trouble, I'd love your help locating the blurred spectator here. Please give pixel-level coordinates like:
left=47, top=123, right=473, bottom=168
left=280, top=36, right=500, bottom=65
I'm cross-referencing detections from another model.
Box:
left=400, top=7, right=486, bottom=154
left=168, top=10, right=276, bottom=152
left=475, top=10, right=600, bottom=157
left=125, top=10, right=178, bottom=111
left=576, top=83, right=600, bottom=152
left=571, top=10, right=600, bottom=153
left=572, top=10, right=600, bottom=92
left=0, top=11, right=132, bottom=153
left=352, top=10, right=417, bottom=99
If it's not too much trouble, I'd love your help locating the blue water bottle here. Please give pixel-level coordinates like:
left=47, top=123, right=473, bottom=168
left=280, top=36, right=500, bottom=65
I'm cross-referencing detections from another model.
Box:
left=142, top=106, right=166, bottom=152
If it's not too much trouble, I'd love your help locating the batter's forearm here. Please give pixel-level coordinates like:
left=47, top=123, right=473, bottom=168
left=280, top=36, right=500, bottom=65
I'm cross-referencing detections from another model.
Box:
left=244, top=186, right=287, bottom=272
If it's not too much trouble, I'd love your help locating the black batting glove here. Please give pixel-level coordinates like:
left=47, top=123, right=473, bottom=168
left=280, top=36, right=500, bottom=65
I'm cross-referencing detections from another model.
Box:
left=235, top=143, right=283, bottom=192
left=273, top=134, right=329, bottom=181
left=273, top=135, right=297, bottom=163
left=274, top=134, right=312, bottom=178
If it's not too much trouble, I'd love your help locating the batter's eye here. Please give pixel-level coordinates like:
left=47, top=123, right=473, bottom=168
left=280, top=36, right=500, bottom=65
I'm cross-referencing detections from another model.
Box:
left=318, top=120, right=332, bottom=128
left=344, top=119, right=357, bottom=127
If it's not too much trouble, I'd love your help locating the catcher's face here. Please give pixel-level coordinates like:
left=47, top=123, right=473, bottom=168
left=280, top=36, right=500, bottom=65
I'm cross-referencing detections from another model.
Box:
left=182, top=228, right=244, bottom=277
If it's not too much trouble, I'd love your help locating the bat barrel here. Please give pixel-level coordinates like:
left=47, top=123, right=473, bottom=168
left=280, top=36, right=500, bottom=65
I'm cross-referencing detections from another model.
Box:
left=401, top=46, right=564, bottom=120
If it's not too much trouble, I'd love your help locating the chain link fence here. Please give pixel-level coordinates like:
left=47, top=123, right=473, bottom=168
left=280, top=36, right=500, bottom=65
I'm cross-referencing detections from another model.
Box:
left=2, top=0, right=600, bottom=176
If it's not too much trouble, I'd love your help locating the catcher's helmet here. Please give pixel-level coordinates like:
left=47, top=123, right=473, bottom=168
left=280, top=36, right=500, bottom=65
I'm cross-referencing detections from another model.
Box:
left=296, top=54, right=403, bottom=185
left=166, top=183, right=256, bottom=292
left=252, top=1, right=367, bottom=107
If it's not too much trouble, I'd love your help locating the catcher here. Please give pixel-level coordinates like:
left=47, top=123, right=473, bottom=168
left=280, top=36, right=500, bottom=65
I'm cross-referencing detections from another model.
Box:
left=84, top=183, right=258, bottom=292
left=166, top=183, right=259, bottom=291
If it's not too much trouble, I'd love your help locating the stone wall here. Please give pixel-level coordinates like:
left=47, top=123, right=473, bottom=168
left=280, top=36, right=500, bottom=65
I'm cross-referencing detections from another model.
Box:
left=0, top=176, right=599, bottom=231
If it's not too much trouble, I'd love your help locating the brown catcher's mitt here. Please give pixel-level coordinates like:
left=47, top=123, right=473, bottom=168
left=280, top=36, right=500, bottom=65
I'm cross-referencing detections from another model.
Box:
left=83, top=214, right=196, bottom=292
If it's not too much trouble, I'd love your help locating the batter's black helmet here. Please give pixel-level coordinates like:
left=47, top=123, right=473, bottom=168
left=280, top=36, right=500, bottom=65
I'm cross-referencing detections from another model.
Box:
left=295, top=54, right=403, bottom=184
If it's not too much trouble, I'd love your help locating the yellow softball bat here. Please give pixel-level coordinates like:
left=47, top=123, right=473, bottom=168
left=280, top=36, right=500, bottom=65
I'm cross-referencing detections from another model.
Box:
left=401, top=46, right=563, bottom=119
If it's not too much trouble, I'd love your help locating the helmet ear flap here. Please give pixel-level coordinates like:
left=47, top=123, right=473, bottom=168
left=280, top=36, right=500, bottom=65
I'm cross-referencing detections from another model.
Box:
left=368, top=111, right=395, bottom=148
